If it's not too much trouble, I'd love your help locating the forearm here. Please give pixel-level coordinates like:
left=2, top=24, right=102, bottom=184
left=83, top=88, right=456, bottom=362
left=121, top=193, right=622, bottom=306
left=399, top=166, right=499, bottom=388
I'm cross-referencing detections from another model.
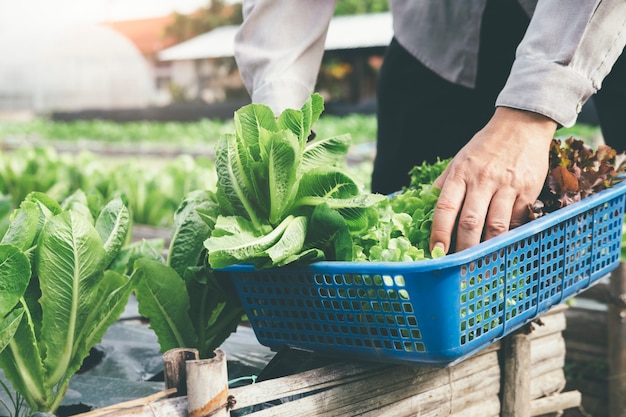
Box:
left=497, top=0, right=626, bottom=127
left=234, top=0, right=337, bottom=114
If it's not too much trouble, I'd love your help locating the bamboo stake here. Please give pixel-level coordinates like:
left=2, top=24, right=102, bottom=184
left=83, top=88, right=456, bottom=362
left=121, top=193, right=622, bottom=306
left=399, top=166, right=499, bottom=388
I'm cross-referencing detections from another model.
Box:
left=163, top=347, right=199, bottom=397
left=186, top=349, right=230, bottom=417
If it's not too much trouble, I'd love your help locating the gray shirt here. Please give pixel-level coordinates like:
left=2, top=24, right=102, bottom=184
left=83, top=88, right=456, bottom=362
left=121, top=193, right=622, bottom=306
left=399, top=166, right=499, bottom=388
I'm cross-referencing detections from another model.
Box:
left=234, top=0, right=626, bottom=127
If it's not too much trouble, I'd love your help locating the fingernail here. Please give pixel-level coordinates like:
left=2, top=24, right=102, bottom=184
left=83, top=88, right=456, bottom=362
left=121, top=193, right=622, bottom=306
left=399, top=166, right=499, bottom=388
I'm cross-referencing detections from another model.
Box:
left=432, top=242, right=446, bottom=258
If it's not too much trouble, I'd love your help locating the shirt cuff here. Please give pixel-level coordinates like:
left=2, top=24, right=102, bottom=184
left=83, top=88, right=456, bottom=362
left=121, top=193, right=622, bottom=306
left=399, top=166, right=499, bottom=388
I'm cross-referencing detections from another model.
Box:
left=496, top=58, right=596, bottom=127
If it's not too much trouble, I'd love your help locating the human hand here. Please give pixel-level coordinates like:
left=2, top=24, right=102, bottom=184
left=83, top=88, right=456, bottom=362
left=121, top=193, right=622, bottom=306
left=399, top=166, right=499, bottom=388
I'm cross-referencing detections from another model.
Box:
left=429, top=107, right=557, bottom=253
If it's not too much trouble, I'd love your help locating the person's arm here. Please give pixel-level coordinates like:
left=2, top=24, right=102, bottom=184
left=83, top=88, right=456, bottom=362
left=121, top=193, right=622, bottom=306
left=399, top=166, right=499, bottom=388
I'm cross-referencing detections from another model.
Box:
left=430, top=0, right=626, bottom=254
left=234, top=0, right=337, bottom=114
left=430, top=107, right=556, bottom=254
left=497, top=0, right=626, bottom=127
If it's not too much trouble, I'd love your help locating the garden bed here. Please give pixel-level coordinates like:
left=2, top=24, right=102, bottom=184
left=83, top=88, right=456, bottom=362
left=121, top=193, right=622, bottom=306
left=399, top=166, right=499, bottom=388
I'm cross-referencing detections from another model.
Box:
left=68, top=305, right=579, bottom=417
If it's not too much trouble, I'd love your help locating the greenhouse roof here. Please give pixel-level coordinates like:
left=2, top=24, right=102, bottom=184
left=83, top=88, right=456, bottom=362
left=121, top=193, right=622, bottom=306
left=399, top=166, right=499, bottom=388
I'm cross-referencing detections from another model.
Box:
left=158, top=12, right=392, bottom=61
left=0, top=22, right=155, bottom=112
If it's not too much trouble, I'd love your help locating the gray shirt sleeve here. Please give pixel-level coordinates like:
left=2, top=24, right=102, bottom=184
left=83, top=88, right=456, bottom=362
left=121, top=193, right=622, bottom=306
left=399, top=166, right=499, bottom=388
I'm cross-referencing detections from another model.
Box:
left=235, top=0, right=626, bottom=127
left=497, top=0, right=626, bottom=127
left=234, top=0, right=337, bottom=114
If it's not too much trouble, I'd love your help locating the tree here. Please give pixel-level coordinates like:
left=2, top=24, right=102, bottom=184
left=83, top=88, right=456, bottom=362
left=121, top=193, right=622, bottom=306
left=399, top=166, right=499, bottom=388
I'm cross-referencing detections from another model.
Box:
left=163, top=0, right=243, bottom=43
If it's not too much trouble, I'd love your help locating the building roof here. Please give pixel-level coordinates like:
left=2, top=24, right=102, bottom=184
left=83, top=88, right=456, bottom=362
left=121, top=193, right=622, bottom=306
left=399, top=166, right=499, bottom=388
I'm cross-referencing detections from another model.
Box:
left=158, top=12, right=393, bottom=61
left=106, top=15, right=178, bottom=56
left=159, top=25, right=239, bottom=61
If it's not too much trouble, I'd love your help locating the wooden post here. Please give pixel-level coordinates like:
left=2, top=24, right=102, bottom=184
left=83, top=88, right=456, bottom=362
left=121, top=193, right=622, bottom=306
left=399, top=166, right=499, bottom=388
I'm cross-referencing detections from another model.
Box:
left=608, top=262, right=626, bottom=417
left=501, top=327, right=531, bottom=417
left=530, top=391, right=581, bottom=416
left=163, top=348, right=199, bottom=397
left=186, top=349, right=230, bottom=417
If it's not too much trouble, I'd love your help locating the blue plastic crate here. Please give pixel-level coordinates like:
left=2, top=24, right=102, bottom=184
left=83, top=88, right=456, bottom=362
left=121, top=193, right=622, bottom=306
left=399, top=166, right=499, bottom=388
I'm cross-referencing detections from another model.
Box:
left=219, top=180, right=626, bottom=366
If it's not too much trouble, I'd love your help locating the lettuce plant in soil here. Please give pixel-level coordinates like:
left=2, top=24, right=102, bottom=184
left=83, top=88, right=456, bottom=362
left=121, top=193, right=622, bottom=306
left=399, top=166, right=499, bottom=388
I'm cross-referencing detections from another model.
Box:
left=0, top=190, right=135, bottom=414
left=132, top=189, right=246, bottom=360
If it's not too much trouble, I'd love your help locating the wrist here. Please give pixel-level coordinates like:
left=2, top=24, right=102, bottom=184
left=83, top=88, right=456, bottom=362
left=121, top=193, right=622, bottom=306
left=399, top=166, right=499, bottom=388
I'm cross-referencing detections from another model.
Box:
left=493, top=106, right=557, bottom=132
left=489, top=107, right=557, bottom=146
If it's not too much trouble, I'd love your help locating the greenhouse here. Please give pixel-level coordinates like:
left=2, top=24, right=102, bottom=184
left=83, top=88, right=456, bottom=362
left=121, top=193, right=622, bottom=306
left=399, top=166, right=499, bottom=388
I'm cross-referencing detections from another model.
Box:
left=0, top=22, right=155, bottom=114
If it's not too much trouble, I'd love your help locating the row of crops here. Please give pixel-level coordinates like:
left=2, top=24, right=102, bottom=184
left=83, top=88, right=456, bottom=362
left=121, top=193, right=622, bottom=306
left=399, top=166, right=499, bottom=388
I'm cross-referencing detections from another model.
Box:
left=0, top=116, right=601, bottom=234
left=0, top=114, right=378, bottom=147
left=0, top=115, right=380, bottom=235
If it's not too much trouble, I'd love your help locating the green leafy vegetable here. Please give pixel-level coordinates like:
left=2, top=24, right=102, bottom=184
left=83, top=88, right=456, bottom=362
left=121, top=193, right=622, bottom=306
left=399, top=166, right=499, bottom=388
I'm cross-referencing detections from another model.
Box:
left=132, top=190, right=245, bottom=359
left=529, top=137, right=626, bottom=218
left=353, top=184, right=443, bottom=262
left=0, top=192, right=134, bottom=413
left=204, top=94, right=386, bottom=268
left=133, top=258, right=199, bottom=351
left=407, top=157, right=450, bottom=190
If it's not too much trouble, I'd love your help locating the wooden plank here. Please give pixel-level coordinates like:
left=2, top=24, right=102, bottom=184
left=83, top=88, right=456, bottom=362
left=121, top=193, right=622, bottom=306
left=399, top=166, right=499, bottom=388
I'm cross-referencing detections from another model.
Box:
left=229, top=361, right=392, bottom=411
left=356, top=372, right=501, bottom=417
left=501, top=329, right=531, bottom=417
left=318, top=353, right=500, bottom=417
left=449, top=374, right=502, bottom=414
left=530, top=369, right=566, bottom=400
left=531, top=355, right=565, bottom=380
left=529, top=331, right=566, bottom=381
left=448, top=396, right=500, bottom=417
left=363, top=373, right=501, bottom=417
left=230, top=345, right=501, bottom=412
left=529, top=311, right=566, bottom=340
left=530, top=334, right=565, bottom=365
left=237, top=351, right=500, bottom=417
left=352, top=357, right=500, bottom=417
left=530, top=390, right=581, bottom=416
left=71, top=391, right=186, bottom=417
left=302, top=366, right=492, bottom=417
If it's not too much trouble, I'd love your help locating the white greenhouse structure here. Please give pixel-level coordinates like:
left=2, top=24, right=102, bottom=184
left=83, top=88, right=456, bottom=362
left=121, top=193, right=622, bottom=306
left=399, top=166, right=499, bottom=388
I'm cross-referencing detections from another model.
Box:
left=0, top=22, right=155, bottom=114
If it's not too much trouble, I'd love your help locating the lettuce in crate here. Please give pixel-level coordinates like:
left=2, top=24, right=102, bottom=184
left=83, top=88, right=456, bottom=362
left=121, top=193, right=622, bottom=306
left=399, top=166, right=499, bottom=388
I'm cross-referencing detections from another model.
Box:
left=529, top=137, right=626, bottom=218
left=204, top=94, right=451, bottom=267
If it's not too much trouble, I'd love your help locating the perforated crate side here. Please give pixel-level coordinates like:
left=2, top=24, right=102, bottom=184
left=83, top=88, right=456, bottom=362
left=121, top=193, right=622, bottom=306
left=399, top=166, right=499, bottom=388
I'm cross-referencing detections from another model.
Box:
left=223, top=180, right=626, bottom=366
